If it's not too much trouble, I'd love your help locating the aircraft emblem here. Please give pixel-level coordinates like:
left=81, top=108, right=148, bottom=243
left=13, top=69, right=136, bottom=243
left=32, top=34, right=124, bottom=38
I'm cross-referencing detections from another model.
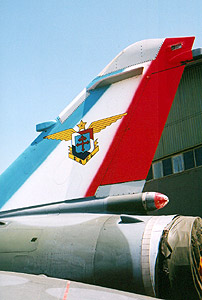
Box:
left=44, top=113, right=127, bottom=165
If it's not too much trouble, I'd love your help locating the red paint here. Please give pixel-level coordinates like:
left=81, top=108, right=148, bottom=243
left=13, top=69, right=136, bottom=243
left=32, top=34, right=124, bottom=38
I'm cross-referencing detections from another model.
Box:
left=63, top=281, right=70, bottom=300
left=86, top=37, right=194, bottom=197
left=154, top=192, right=169, bottom=209
left=79, top=128, right=94, bottom=139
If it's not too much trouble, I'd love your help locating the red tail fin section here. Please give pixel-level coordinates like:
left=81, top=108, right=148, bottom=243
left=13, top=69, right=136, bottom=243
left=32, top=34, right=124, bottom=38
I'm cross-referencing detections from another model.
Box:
left=86, top=37, right=194, bottom=196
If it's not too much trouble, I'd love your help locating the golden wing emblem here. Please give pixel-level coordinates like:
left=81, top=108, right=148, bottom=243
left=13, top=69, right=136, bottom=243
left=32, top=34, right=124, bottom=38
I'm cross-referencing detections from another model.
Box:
left=44, top=128, right=76, bottom=141
left=88, top=113, right=127, bottom=133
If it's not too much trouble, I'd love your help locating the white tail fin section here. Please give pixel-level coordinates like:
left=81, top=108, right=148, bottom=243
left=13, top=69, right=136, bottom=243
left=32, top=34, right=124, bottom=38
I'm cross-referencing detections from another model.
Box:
left=0, top=37, right=195, bottom=210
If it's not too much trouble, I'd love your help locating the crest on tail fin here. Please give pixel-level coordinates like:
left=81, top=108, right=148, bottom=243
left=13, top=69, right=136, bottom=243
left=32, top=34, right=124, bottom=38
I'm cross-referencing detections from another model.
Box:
left=44, top=113, right=127, bottom=165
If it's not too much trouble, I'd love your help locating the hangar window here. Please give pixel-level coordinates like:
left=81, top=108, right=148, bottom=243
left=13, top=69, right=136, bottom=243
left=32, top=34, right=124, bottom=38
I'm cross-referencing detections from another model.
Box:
left=183, top=150, right=195, bottom=170
left=153, top=161, right=163, bottom=179
left=195, top=147, right=202, bottom=167
left=162, top=158, right=172, bottom=176
left=147, top=144, right=202, bottom=182
left=172, top=154, right=184, bottom=173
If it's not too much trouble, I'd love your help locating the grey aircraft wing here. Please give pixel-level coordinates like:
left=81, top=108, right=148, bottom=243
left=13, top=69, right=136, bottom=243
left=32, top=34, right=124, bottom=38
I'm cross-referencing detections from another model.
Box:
left=0, top=271, right=159, bottom=300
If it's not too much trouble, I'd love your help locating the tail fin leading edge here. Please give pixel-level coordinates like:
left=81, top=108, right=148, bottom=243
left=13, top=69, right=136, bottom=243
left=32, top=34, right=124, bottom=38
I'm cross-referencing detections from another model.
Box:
left=0, top=37, right=194, bottom=210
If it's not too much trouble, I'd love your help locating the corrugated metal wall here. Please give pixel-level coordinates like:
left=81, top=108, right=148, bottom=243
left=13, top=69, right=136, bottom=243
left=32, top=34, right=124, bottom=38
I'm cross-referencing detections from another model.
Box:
left=154, top=62, right=202, bottom=160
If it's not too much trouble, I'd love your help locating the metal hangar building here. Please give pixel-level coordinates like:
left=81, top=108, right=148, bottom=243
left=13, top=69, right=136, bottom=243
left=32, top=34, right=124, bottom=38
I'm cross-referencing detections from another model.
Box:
left=144, top=48, right=202, bottom=217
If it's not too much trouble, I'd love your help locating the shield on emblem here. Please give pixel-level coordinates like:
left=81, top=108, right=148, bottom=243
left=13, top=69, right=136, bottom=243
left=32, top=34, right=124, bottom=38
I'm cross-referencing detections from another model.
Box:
left=71, top=127, right=96, bottom=162
left=75, top=132, right=91, bottom=153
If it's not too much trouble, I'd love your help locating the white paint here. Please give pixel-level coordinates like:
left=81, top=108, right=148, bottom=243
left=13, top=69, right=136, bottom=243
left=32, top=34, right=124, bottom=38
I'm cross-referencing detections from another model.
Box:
left=3, top=63, right=152, bottom=210
left=47, top=287, right=135, bottom=300
left=5, top=213, right=107, bottom=228
left=0, top=274, right=29, bottom=286
left=59, top=88, right=88, bottom=123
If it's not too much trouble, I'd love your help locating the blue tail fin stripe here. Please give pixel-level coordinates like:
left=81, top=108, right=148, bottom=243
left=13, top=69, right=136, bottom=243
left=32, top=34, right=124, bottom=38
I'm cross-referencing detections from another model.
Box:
left=0, top=86, right=109, bottom=209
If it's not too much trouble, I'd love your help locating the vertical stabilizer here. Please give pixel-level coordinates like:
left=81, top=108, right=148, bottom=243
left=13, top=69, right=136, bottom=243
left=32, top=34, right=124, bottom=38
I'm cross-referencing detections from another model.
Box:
left=0, top=37, right=195, bottom=210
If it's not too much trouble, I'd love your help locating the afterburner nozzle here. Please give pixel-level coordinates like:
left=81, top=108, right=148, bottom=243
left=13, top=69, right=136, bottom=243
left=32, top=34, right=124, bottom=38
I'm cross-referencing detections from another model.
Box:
left=156, top=216, right=202, bottom=299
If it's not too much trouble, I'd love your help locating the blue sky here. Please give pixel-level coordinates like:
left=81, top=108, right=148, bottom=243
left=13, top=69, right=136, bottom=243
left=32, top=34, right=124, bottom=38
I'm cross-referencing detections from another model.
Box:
left=0, top=0, right=202, bottom=174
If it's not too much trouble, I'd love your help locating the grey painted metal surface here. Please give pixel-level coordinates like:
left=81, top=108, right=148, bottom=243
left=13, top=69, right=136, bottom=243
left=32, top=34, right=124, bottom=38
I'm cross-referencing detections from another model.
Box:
left=95, top=180, right=146, bottom=197
left=0, top=213, right=149, bottom=294
left=101, top=39, right=165, bottom=75
left=0, top=271, right=159, bottom=300
left=0, top=192, right=167, bottom=219
left=0, top=213, right=201, bottom=299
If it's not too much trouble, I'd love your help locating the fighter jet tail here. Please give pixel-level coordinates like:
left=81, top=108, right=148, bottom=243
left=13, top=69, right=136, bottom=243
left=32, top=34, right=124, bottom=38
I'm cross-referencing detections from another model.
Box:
left=0, top=37, right=194, bottom=210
